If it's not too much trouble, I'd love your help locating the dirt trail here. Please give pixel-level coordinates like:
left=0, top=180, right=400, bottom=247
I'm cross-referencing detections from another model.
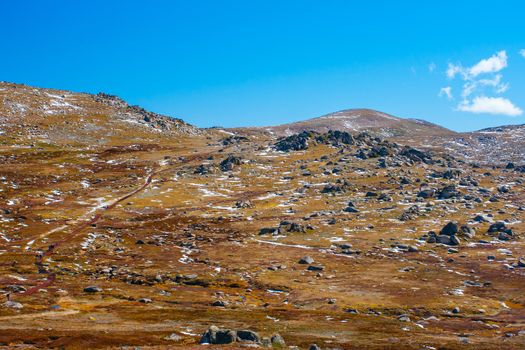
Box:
left=5, top=152, right=212, bottom=298
left=16, top=168, right=162, bottom=297
left=0, top=309, right=79, bottom=322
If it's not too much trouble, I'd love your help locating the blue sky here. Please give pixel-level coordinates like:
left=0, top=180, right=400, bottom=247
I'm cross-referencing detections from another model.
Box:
left=1, top=1, right=524, bottom=131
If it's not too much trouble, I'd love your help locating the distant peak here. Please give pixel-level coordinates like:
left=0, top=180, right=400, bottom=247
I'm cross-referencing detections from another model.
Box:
left=319, top=108, right=401, bottom=121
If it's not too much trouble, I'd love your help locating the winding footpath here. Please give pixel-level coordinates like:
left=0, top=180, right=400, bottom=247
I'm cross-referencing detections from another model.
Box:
left=0, top=168, right=163, bottom=298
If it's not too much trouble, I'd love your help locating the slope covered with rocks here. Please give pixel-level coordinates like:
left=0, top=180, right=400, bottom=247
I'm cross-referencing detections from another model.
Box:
left=1, top=83, right=525, bottom=349
left=0, top=82, right=200, bottom=147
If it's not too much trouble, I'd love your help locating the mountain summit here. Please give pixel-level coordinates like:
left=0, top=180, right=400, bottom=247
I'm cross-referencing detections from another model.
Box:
left=258, top=108, right=455, bottom=138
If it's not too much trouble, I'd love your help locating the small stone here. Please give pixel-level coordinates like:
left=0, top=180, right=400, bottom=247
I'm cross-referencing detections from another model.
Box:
left=211, top=300, right=227, bottom=307
left=3, top=300, right=23, bottom=309
left=164, top=333, right=182, bottom=341
left=397, top=314, right=411, bottom=322
left=307, top=265, right=324, bottom=271
left=498, top=232, right=512, bottom=241
left=83, top=286, right=102, bottom=293
left=298, top=256, right=314, bottom=264
left=271, top=333, right=286, bottom=347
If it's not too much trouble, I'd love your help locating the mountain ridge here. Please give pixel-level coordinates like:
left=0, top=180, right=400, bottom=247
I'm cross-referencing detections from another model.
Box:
left=2, top=82, right=524, bottom=164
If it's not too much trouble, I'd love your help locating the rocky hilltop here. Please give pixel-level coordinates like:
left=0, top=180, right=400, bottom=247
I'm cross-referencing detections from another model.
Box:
left=0, top=82, right=200, bottom=146
left=256, top=108, right=455, bottom=138
left=233, top=108, right=523, bottom=165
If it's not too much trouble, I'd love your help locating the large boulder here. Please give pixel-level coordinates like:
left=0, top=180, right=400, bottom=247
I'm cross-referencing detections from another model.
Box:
left=440, top=222, right=459, bottom=236
left=259, top=227, right=279, bottom=235
left=438, top=185, right=460, bottom=199
left=417, top=189, right=435, bottom=198
left=219, top=155, right=242, bottom=172
left=279, top=220, right=306, bottom=233
left=488, top=221, right=512, bottom=234
left=200, top=326, right=236, bottom=344
left=315, top=130, right=355, bottom=146
left=275, top=131, right=313, bottom=152
left=436, top=235, right=460, bottom=246
left=237, top=330, right=260, bottom=343
left=399, top=147, right=433, bottom=164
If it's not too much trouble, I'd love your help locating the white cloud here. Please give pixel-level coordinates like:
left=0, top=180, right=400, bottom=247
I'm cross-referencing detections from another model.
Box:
left=428, top=62, right=436, bottom=73
left=446, top=63, right=463, bottom=79
left=439, top=86, right=453, bottom=100
left=441, top=50, right=519, bottom=117
left=457, top=96, right=522, bottom=116
left=468, top=51, right=507, bottom=77
left=447, top=51, right=508, bottom=80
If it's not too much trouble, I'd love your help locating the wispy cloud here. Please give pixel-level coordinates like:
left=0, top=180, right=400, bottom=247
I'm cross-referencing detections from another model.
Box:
left=446, top=63, right=463, bottom=79
left=457, top=96, right=522, bottom=116
left=439, top=86, right=453, bottom=100
left=520, top=49, right=525, bottom=58
left=461, top=74, right=507, bottom=98
left=428, top=62, right=436, bottom=73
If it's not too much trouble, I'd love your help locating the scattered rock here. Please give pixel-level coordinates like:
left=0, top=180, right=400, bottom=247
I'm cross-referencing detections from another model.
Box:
left=417, top=189, right=435, bottom=198
left=200, top=326, right=236, bottom=345
left=307, top=265, right=324, bottom=271
left=164, top=333, right=182, bottom=341
left=3, top=300, right=23, bottom=309
left=84, top=286, right=103, bottom=293
left=211, top=300, right=227, bottom=307
left=440, top=221, right=459, bottom=236
left=299, top=256, right=314, bottom=264
left=438, top=184, right=460, bottom=199
left=237, top=329, right=260, bottom=343
left=220, top=155, right=242, bottom=171
left=271, top=333, right=286, bottom=347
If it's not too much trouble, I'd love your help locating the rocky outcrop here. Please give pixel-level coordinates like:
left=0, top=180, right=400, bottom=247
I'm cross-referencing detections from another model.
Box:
left=200, top=326, right=262, bottom=345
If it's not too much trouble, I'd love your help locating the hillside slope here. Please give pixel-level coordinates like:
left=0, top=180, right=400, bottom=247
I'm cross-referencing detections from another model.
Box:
left=0, top=82, right=524, bottom=349
left=0, top=82, right=200, bottom=146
